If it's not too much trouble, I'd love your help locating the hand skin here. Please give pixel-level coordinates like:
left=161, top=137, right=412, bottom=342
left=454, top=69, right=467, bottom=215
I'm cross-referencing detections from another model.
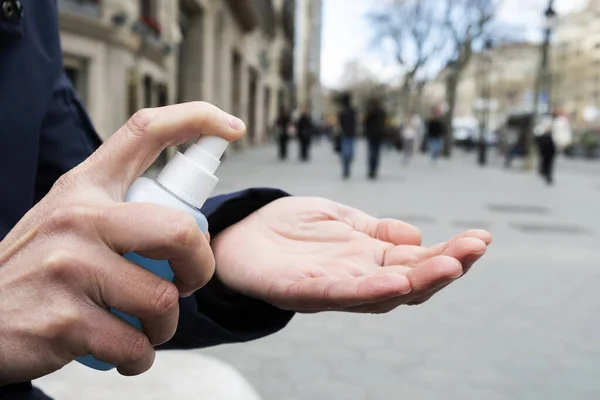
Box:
left=212, top=197, right=491, bottom=314
left=0, top=102, right=245, bottom=385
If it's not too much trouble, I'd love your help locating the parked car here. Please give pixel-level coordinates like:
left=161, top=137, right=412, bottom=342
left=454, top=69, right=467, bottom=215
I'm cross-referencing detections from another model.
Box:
left=452, top=117, right=497, bottom=149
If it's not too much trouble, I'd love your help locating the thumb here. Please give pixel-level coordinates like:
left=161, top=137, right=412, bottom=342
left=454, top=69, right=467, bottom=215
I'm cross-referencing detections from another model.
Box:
left=77, top=102, right=245, bottom=197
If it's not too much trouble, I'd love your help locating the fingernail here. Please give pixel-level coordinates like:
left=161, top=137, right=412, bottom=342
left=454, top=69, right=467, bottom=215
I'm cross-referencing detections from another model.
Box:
left=229, top=116, right=246, bottom=132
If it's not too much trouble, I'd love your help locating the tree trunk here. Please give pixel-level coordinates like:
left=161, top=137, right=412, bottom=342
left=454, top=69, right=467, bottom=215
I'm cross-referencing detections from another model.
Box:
left=444, top=72, right=459, bottom=157
left=401, top=81, right=412, bottom=118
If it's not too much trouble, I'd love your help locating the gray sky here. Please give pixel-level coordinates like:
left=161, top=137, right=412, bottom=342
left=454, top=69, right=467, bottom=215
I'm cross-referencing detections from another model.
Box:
left=320, top=0, right=587, bottom=88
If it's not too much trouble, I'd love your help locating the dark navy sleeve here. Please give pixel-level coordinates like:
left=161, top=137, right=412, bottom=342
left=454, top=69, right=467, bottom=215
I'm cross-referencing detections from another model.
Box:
left=162, top=188, right=295, bottom=350
left=34, top=72, right=102, bottom=203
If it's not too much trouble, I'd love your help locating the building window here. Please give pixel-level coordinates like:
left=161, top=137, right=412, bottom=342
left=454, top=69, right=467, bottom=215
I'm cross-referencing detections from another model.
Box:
left=140, top=0, right=156, bottom=19
left=143, top=75, right=154, bottom=108
left=127, top=69, right=139, bottom=118
left=139, top=0, right=161, bottom=36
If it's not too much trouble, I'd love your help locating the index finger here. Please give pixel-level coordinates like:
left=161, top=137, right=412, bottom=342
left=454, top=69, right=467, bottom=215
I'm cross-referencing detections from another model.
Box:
left=337, top=204, right=422, bottom=246
left=81, top=102, right=246, bottom=195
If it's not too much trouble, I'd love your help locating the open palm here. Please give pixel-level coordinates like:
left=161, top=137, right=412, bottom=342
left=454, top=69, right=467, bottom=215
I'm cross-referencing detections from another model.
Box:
left=212, top=197, right=491, bottom=313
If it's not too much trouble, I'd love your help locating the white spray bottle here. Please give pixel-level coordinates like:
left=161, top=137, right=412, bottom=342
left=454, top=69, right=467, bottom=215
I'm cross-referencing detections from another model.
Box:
left=77, top=135, right=229, bottom=371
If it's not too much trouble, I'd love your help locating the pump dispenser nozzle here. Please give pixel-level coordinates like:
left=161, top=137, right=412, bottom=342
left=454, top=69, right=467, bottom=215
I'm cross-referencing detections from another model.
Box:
left=157, top=136, right=229, bottom=209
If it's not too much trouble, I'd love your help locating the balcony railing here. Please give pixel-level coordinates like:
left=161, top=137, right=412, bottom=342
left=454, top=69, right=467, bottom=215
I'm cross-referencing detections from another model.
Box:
left=225, top=0, right=275, bottom=37
left=58, top=0, right=101, bottom=18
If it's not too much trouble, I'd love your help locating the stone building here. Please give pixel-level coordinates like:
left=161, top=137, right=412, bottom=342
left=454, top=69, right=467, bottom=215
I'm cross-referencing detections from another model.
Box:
left=552, top=1, right=600, bottom=125
left=59, top=0, right=180, bottom=142
left=424, top=42, right=539, bottom=128
left=58, top=0, right=295, bottom=151
left=295, top=0, right=323, bottom=120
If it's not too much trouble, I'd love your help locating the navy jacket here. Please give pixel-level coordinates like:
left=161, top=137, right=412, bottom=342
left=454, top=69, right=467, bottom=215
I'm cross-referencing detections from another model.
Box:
left=0, top=1, right=293, bottom=398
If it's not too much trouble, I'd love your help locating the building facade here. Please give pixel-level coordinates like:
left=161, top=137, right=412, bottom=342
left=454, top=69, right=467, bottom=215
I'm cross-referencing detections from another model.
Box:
left=295, top=0, right=323, bottom=120
left=552, top=1, right=600, bottom=126
left=58, top=0, right=295, bottom=152
left=59, top=0, right=180, bottom=142
left=425, top=42, right=539, bottom=129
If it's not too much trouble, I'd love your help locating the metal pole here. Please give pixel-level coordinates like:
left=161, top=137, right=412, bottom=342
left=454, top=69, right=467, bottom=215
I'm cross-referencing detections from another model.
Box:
left=478, top=42, right=492, bottom=166
left=526, top=0, right=555, bottom=170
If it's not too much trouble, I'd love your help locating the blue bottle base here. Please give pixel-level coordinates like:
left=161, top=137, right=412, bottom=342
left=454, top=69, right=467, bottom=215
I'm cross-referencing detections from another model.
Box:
left=75, top=253, right=174, bottom=370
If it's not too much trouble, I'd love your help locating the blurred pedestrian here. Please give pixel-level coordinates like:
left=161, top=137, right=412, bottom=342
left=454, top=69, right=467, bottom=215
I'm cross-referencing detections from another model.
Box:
left=552, top=109, right=573, bottom=152
left=402, top=110, right=421, bottom=166
left=275, top=107, right=291, bottom=161
left=425, top=106, right=447, bottom=163
left=363, top=97, right=387, bottom=179
left=296, top=107, right=314, bottom=162
left=337, top=93, right=358, bottom=179
left=535, top=110, right=572, bottom=185
left=534, top=113, right=555, bottom=185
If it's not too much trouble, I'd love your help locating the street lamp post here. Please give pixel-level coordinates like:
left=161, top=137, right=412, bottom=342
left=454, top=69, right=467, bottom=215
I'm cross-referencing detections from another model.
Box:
left=527, top=0, right=557, bottom=170
left=478, top=39, right=493, bottom=166
left=444, top=59, right=458, bottom=157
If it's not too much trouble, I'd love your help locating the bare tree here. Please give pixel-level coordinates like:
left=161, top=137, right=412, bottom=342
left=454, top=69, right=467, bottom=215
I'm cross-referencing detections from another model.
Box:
left=443, top=0, right=499, bottom=156
left=369, top=0, right=446, bottom=116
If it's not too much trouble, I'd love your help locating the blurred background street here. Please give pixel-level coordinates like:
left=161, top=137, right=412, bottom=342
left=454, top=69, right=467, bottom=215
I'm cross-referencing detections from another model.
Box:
left=206, top=141, right=600, bottom=400
left=32, top=0, right=600, bottom=398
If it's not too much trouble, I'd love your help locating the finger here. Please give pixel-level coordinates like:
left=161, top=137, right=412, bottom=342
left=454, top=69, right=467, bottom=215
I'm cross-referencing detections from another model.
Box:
left=407, top=240, right=488, bottom=306
left=442, top=237, right=487, bottom=275
left=89, top=250, right=179, bottom=346
left=81, top=102, right=246, bottom=193
left=277, top=273, right=412, bottom=312
left=80, top=308, right=155, bottom=376
left=405, top=255, right=463, bottom=294
left=382, top=231, right=491, bottom=267
left=95, top=202, right=215, bottom=296
left=342, top=256, right=462, bottom=313
left=337, top=205, right=422, bottom=246
left=455, top=229, right=492, bottom=246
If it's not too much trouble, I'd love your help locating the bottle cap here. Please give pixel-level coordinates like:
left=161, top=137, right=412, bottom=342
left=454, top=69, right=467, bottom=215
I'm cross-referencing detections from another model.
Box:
left=157, top=136, right=229, bottom=209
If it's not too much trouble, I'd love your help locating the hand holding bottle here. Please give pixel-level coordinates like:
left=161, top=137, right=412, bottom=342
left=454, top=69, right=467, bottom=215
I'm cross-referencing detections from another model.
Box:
left=0, top=102, right=245, bottom=385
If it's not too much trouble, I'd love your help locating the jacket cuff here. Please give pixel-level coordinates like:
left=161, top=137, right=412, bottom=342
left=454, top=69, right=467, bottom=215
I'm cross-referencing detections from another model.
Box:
left=167, top=188, right=294, bottom=349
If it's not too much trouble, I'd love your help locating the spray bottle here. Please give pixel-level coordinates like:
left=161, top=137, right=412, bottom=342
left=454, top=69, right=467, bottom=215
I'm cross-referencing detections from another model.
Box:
left=77, top=135, right=229, bottom=371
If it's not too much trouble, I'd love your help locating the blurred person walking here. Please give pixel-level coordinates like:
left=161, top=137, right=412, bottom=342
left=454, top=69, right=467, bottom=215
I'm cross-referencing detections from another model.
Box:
left=402, top=111, right=421, bottom=166
left=535, top=110, right=572, bottom=185
left=275, top=107, right=291, bottom=161
left=363, top=97, right=387, bottom=179
left=425, top=106, right=447, bottom=163
left=296, top=107, right=314, bottom=162
left=337, top=93, right=358, bottom=179
left=503, top=125, right=520, bottom=169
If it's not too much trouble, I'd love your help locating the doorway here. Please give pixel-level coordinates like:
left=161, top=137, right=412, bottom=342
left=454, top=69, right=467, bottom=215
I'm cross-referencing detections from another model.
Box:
left=247, top=67, right=258, bottom=145
left=177, top=5, right=204, bottom=103
left=264, top=87, right=271, bottom=142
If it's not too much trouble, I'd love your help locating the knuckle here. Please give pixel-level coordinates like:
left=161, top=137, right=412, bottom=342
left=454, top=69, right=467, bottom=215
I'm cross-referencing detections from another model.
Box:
left=151, top=281, right=179, bottom=317
left=124, top=331, right=148, bottom=364
left=41, top=303, right=81, bottom=342
left=191, top=101, right=210, bottom=113
left=43, top=249, right=83, bottom=280
left=51, top=172, right=77, bottom=193
left=45, top=204, right=96, bottom=232
left=167, top=213, right=200, bottom=248
left=127, top=108, right=155, bottom=136
left=201, top=256, right=216, bottom=286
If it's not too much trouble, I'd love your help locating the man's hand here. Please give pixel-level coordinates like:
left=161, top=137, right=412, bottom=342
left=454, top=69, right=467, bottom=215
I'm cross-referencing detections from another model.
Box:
left=212, top=197, right=491, bottom=313
left=0, top=102, right=245, bottom=385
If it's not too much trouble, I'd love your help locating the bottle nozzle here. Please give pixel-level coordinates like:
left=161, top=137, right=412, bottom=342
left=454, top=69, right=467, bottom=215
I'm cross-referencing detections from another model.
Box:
left=156, top=136, right=230, bottom=209
left=196, top=136, right=228, bottom=160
